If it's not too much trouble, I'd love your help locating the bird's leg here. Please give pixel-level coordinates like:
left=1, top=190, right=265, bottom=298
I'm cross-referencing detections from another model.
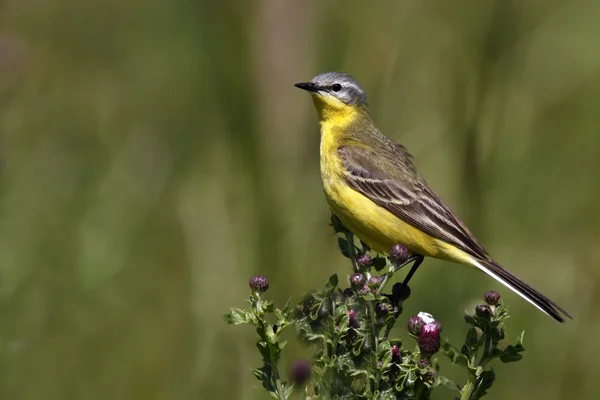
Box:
left=344, top=231, right=359, bottom=272
left=392, top=254, right=421, bottom=273
left=377, top=254, right=423, bottom=295
left=398, top=254, right=423, bottom=295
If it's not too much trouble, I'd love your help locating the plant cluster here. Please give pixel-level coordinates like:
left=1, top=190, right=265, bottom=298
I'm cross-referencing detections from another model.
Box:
left=226, top=220, right=526, bottom=399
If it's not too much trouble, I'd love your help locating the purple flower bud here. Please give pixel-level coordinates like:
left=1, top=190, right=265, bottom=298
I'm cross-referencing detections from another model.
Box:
left=348, top=309, right=360, bottom=328
left=484, top=290, right=501, bottom=306
left=418, top=323, right=441, bottom=356
left=368, top=275, right=381, bottom=287
left=289, top=360, right=311, bottom=386
left=357, top=253, right=372, bottom=269
left=476, top=304, right=493, bottom=319
left=417, top=359, right=430, bottom=369
left=350, top=273, right=366, bottom=289
left=249, top=274, right=269, bottom=293
left=392, top=282, right=411, bottom=301
left=389, top=244, right=409, bottom=264
left=358, top=285, right=370, bottom=295
left=407, top=315, right=425, bottom=336
left=391, top=344, right=402, bottom=364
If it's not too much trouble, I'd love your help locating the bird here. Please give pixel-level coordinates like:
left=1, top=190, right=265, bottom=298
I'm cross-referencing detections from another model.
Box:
left=295, top=71, right=571, bottom=322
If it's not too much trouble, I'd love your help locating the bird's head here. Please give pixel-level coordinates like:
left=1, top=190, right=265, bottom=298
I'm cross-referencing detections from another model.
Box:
left=295, top=72, right=368, bottom=121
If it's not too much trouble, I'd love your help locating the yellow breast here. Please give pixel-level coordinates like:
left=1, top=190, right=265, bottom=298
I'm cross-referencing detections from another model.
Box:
left=318, top=111, right=457, bottom=260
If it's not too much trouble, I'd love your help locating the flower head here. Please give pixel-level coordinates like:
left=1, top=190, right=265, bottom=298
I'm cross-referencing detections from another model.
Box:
left=391, top=344, right=402, bottom=364
left=407, top=315, right=425, bottom=336
left=389, top=244, right=409, bottom=264
left=348, top=309, right=360, bottom=328
left=476, top=304, right=493, bottom=319
left=484, top=290, right=501, bottom=306
left=357, top=253, right=372, bottom=269
left=249, top=274, right=269, bottom=293
left=289, top=360, right=311, bottom=386
left=350, top=273, right=366, bottom=289
left=418, top=323, right=441, bottom=356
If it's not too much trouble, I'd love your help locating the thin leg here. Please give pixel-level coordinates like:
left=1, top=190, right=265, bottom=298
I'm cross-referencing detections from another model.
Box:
left=344, top=231, right=358, bottom=272
left=399, top=255, right=424, bottom=292
left=392, top=254, right=422, bottom=273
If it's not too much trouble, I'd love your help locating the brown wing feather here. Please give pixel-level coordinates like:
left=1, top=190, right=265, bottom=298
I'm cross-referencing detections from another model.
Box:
left=338, top=145, right=490, bottom=261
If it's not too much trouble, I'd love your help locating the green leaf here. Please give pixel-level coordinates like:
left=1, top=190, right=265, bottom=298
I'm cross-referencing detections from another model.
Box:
left=434, top=376, right=460, bottom=392
left=328, top=273, right=339, bottom=289
left=442, top=342, right=471, bottom=370
left=372, top=256, right=387, bottom=271
left=284, top=384, right=294, bottom=398
left=499, top=352, right=523, bottom=363
left=516, top=330, right=525, bottom=346
left=500, top=331, right=525, bottom=363
left=472, top=369, right=496, bottom=398
left=464, top=314, right=476, bottom=325
left=224, top=308, right=252, bottom=325
left=337, top=237, right=351, bottom=258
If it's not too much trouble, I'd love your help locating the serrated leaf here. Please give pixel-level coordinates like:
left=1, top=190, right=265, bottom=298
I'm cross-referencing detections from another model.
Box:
left=372, top=257, right=387, bottom=271
left=442, top=342, right=471, bottom=370
left=434, top=376, right=460, bottom=391
left=284, top=384, right=294, bottom=397
left=225, top=308, right=252, bottom=325
left=499, top=352, right=523, bottom=363
left=500, top=332, right=525, bottom=363
left=516, top=330, right=525, bottom=346
left=337, top=238, right=351, bottom=258
left=328, top=273, right=339, bottom=289
left=472, top=369, right=496, bottom=398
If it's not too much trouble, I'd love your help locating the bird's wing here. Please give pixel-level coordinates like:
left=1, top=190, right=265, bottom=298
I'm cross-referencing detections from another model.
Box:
left=338, top=144, right=490, bottom=260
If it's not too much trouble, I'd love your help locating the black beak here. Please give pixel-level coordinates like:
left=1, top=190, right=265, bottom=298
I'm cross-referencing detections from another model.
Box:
left=294, top=82, right=320, bottom=93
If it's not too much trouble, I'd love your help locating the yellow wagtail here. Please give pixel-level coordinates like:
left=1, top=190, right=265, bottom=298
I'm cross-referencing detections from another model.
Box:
left=295, top=71, right=571, bottom=322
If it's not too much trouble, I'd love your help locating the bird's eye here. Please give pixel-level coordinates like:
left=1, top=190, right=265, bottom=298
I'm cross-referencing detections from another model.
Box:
left=332, top=83, right=342, bottom=92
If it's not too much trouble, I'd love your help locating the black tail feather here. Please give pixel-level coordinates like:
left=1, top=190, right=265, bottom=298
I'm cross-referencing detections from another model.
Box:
left=476, top=258, right=572, bottom=323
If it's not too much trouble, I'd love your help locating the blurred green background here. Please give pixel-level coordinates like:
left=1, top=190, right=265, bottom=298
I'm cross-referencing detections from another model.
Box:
left=1, top=0, right=599, bottom=398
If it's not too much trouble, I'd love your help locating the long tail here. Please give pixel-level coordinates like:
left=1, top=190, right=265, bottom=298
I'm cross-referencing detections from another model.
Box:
left=472, top=258, right=572, bottom=323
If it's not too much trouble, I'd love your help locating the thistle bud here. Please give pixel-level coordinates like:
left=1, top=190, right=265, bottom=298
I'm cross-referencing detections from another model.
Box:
left=249, top=274, right=269, bottom=293
left=476, top=304, right=493, bottom=319
left=350, top=273, right=366, bottom=289
left=389, top=244, right=409, bottom=264
left=484, top=290, right=501, bottom=306
left=391, top=344, right=402, bottom=364
left=348, top=309, right=360, bottom=328
left=357, top=253, right=372, bottom=269
left=417, top=359, right=430, bottom=369
left=407, top=315, right=425, bottom=336
left=358, top=285, right=370, bottom=295
left=418, top=323, right=441, bottom=356
left=289, top=360, right=311, bottom=386
left=368, top=275, right=381, bottom=287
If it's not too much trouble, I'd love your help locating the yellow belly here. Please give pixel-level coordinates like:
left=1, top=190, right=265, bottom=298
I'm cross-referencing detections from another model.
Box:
left=321, top=158, right=469, bottom=264
left=317, top=109, right=471, bottom=265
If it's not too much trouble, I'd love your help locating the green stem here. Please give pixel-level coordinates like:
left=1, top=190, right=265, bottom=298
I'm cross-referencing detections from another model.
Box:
left=460, top=375, right=476, bottom=400
left=273, top=368, right=287, bottom=400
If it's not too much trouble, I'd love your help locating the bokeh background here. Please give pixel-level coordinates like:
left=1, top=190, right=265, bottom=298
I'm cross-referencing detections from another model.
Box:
left=1, top=0, right=599, bottom=399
